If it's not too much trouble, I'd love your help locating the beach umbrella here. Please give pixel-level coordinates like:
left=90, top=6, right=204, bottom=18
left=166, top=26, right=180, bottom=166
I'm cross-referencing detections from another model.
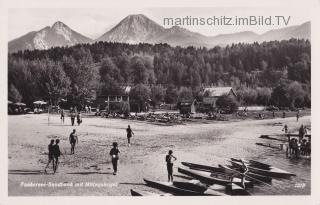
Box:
left=14, top=102, right=26, bottom=106
left=33, top=100, right=47, bottom=105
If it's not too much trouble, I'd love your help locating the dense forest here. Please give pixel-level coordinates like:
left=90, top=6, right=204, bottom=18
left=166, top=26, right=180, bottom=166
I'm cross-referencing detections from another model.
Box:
left=8, top=39, right=311, bottom=110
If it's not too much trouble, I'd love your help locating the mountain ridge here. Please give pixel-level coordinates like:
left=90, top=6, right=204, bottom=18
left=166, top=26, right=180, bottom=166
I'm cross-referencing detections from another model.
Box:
left=9, top=15, right=311, bottom=53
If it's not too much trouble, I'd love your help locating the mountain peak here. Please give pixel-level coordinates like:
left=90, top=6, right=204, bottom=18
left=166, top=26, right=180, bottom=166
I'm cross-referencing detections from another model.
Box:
left=9, top=21, right=91, bottom=53
left=97, top=14, right=165, bottom=43
left=52, top=21, right=68, bottom=29
left=126, top=14, right=147, bottom=19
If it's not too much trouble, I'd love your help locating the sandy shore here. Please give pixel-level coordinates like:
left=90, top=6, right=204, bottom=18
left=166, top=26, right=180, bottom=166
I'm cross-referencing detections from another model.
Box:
left=8, top=114, right=311, bottom=196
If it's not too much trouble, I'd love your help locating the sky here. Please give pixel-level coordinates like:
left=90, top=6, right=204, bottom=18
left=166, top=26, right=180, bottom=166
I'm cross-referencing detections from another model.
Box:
left=8, top=7, right=311, bottom=41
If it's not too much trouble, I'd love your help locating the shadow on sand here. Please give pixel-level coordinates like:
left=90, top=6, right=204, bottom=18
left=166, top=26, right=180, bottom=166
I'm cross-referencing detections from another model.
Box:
left=9, top=169, right=44, bottom=175
left=119, top=182, right=146, bottom=186
left=66, top=171, right=113, bottom=175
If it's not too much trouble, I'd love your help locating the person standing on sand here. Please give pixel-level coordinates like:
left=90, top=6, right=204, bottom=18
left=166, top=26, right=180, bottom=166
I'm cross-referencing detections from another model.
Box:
left=296, top=110, right=300, bottom=122
left=298, top=124, right=307, bottom=142
left=282, top=111, right=286, bottom=118
left=44, top=139, right=55, bottom=173
left=53, top=139, right=63, bottom=174
left=69, top=129, right=78, bottom=154
left=109, top=142, right=120, bottom=175
left=165, top=150, right=177, bottom=183
left=126, top=125, right=134, bottom=146
left=70, top=110, right=76, bottom=126
left=60, top=109, right=65, bottom=124
left=77, top=112, right=82, bottom=126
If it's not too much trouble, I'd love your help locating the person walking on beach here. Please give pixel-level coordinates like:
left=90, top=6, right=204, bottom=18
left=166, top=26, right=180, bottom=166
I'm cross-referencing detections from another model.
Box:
left=282, top=111, right=286, bottom=118
left=296, top=110, right=300, bottom=122
left=60, top=109, right=65, bottom=124
left=77, top=112, right=82, bottom=126
left=44, top=139, right=55, bottom=173
left=69, top=129, right=78, bottom=154
left=126, top=125, right=134, bottom=146
left=53, top=139, right=63, bottom=174
left=109, top=142, right=120, bottom=175
left=165, top=150, right=177, bottom=183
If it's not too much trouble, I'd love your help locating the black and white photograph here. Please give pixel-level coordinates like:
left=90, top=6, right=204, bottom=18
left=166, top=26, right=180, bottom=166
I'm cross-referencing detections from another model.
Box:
left=2, top=0, right=319, bottom=202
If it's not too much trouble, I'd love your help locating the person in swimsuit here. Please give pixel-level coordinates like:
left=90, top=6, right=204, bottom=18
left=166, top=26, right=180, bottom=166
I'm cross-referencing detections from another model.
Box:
left=44, top=139, right=55, bottom=173
left=126, top=125, right=134, bottom=146
left=109, top=142, right=120, bottom=175
left=69, top=129, right=78, bottom=154
left=165, top=150, right=177, bottom=183
left=53, top=139, right=63, bottom=174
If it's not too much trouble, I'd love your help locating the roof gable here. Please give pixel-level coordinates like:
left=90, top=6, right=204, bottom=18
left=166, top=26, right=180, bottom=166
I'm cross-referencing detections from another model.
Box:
left=203, top=87, right=236, bottom=97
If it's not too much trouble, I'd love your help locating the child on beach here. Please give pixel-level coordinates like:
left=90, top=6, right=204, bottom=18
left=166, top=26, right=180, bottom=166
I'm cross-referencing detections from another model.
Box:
left=165, top=150, right=177, bottom=183
left=126, top=125, right=134, bottom=146
left=109, top=142, right=120, bottom=175
left=282, top=124, right=288, bottom=133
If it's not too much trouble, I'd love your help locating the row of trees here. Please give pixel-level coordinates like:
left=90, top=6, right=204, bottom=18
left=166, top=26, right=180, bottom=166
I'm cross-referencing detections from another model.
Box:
left=8, top=39, right=311, bottom=110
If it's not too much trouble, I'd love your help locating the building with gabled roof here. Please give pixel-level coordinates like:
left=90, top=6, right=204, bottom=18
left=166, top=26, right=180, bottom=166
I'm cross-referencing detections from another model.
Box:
left=202, top=87, right=237, bottom=107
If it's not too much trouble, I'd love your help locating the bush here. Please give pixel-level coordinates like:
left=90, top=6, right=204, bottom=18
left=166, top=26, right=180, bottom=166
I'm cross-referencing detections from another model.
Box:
left=216, top=94, right=239, bottom=114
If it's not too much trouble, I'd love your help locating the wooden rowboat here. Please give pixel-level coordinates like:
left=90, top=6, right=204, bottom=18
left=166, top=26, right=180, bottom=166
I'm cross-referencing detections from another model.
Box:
left=178, top=167, right=253, bottom=188
left=130, top=189, right=172, bottom=196
left=229, top=161, right=296, bottom=178
left=218, top=164, right=272, bottom=183
left=144, top=178, right=210, bottom=196
left=182, top=161, right=271, bottom=183
left=230, top=158, right=271, bottom=170
left=173, top=180, right=227, bottom=196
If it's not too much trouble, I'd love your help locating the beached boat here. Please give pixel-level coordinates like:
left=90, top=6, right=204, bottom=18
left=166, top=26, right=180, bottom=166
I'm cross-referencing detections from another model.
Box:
left=178, top=167, right=254, bottom=188
left=143, top=179, right=208, bottom=196
left=230, top=158, right=271, bottom=170
left=173, top=179, right=250, bottom=196
left=172, top=180, right=227, bottom=196
left=130, top=189, right=171, bottom=196
left=181, top=162, right=225, bottom=173
left=218, top=164, right=272, bottom=183
left=229, top=160, right=296, bottom=178
left=182, top=161, right=271, bottom=183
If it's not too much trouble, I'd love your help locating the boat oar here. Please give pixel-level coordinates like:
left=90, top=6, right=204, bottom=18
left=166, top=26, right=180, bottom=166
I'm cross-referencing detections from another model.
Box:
left=226, top=166, right=273, bottom=187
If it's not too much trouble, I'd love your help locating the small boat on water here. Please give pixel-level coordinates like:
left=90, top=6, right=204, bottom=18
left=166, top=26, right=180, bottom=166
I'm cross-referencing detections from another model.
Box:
left=178, top=167, right=254, bottom=188
left=218, top=164, right=272, bottom=183
left=144, top=178, right=210, bottom=196
left=130, top=189, right=172, bottom=196
left=229, top=160, right=296, bottom=178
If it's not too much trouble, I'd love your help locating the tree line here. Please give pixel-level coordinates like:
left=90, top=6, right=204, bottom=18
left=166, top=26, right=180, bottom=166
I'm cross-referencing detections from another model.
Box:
left=8, top=39, right=311, bottom=110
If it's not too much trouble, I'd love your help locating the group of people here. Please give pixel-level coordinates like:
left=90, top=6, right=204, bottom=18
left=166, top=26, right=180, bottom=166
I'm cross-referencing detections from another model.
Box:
left=287, top=124, right=310, bottom=158
left=44, top=139, right=63, bottom=174
left=60, top=108, right=82, bottom=126
left=44, top=129, right=78, bottom=173
left=288, top=138, right=311, bottom=158
left=44, top=125, right=133, bottom=175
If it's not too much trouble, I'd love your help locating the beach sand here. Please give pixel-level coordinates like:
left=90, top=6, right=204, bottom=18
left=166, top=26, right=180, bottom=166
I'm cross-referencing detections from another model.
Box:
left=8, top=114, right=311, bottom=196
